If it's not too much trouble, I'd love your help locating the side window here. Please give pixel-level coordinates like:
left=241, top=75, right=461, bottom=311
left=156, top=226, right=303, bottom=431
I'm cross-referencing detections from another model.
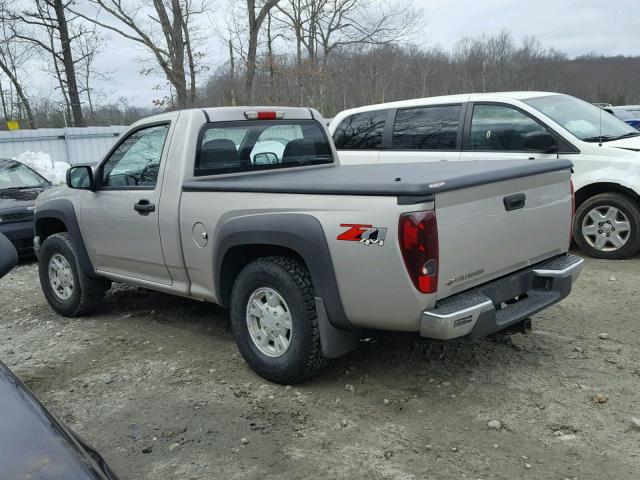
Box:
left=102, top=124, right=169, bottom=187
left=470, top=105, right=547, bottom=151
left=392, top=105, right=461, bottom=150
left=333, top=110, right=386, bottom=149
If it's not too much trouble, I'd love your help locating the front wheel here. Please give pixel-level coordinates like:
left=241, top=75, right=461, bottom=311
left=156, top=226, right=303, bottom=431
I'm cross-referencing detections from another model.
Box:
left=230, top=256, right=328, bottom=384
left=38, top=232, right=105, bottom=316
left=573, top=192, right=640, bottom=259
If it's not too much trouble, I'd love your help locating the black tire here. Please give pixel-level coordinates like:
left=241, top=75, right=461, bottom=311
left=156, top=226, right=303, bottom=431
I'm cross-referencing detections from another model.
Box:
left=230, top=256, right=328, bottom=384
left=573, top=192, right=640, bottom=259
left=38, top=232, right=105, bottom=316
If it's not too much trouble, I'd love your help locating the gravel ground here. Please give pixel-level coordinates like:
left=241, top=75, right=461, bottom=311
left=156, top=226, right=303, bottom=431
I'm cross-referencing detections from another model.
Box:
left=1, top=252, right=639, bottom=480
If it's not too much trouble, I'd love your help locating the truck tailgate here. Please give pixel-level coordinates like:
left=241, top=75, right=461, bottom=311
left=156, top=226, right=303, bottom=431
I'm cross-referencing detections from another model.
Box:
left=435, top=170, right=572, bottom=300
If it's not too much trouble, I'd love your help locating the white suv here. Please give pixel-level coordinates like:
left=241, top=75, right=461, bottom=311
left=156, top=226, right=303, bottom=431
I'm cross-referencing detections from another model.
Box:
left=329, top=92, right=640, bottom=259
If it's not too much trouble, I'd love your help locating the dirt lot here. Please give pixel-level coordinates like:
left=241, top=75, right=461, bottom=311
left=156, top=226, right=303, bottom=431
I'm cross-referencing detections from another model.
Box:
left=1, top=253, right=639, bottom=480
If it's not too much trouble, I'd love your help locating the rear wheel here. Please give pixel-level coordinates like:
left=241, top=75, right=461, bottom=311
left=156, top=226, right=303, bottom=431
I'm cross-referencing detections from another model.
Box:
left=39, top=232, right=105, bottom=316
left=230, top=256, right=328, bottom=384
left=573, top=193, right=640, bottom=259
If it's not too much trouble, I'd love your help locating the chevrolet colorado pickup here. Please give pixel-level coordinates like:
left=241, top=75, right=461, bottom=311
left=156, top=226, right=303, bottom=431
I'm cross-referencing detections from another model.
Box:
left=33, top=106, right=583, bottom=383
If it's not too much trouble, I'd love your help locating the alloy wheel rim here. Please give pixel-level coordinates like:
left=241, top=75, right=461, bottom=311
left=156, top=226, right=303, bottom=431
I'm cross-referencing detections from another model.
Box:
left=48, top=253, right=74, bottom=300
left=246, top=287, right=293, bottom=358
left=581, top=205, right=631, bottom=252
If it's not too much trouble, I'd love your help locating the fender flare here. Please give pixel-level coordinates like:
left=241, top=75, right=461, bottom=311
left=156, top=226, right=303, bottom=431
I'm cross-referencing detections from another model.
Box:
left=34, top=198, right=98, bottom=280
left=213, top=213, right=359, bottom=358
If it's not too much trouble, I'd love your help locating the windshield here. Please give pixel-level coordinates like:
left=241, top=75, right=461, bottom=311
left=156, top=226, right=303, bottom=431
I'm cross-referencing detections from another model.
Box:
left=0, top=161, right=48, bottom=190
left=523, top=94, right=639, bottom=142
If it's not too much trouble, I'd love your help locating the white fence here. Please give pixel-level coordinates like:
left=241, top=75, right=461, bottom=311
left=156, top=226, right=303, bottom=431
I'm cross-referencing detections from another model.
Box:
left=0, top=126, right=129, bottom=165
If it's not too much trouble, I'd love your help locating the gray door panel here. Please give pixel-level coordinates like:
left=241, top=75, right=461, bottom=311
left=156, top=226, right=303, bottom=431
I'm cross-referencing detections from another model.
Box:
left=81, top=190, right=172, bottom=284
left=80, top=123, right=173, bottom=285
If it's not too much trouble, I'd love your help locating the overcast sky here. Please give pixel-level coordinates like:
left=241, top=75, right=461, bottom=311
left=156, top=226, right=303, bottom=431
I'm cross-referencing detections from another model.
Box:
left=26, top=0, right=640, bottom=107
left=418, top=0, right=638, bottom=56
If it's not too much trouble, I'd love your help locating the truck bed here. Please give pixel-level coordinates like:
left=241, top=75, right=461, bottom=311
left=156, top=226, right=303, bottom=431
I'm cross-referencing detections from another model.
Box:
left=182, top=159, right=573, bottom=199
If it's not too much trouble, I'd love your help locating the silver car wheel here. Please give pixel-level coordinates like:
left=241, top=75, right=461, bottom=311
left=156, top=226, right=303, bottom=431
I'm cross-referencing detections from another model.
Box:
left=246, top=287, right=293, bottom=358
left=581, top=205, right=631, bottom=252
left=48, top=253, right=75, bottom=301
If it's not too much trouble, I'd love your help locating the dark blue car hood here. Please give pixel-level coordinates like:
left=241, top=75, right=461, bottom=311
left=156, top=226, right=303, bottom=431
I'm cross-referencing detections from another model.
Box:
left=0, top=361, right=119, bottom=480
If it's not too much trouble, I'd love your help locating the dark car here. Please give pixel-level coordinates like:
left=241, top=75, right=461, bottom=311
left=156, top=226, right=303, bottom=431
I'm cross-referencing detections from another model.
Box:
left=605, top=106, right=640, bottom=130
left=0, top=158, right=52, bottom=254
left=0, top=233, right=119, bottom=480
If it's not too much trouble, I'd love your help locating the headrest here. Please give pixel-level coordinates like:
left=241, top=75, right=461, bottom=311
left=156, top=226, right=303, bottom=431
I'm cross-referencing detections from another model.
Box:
left=282, top=138, right=316, bottom=163
left=199, top=139, right=239, bottom=172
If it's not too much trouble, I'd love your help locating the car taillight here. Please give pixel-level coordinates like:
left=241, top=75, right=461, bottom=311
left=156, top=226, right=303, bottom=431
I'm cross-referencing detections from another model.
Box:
left=570, top=179, right=575, bottom=244
left=398, top=211, right=438, bottom=294
left=244, top=111, right=284, bottom=120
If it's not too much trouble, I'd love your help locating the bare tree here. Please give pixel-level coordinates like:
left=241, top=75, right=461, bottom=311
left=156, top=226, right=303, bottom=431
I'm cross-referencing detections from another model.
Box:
left=271, top=0, right=420, bottom=107
left=264, top=13, right=275, bottom=102
left=276, top=0, right=322, bottom=64
left=52, top=0, right=84, bottom=125
left=245, top=0, right=280, bottom=102
left=0, top=2, right=36, bottom=128
left=11, top=1, right=71, bottom=122
left=74, top=26, right=106, bottom=121
left=73, top=0, right=207, bottom=109
left=228, top=37, right=237, bottom=106
left=276, top=0, right=306, bottom=66
left=276, top=0, right=420, bottom=62
left=9, top=0, right=86, bottom=126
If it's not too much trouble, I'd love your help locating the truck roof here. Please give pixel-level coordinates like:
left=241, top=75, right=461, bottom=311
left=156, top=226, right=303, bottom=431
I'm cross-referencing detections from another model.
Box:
left=131, top=106, right=324, bottom=128
left=183, top=159, right=573, bottom=198
left=201, top=106, right=320, bottom=122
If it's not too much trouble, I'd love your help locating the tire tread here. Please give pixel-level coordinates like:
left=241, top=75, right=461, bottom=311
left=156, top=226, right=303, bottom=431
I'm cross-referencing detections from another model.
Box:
left=39, top=232, right=104, bottom=316
left=231, top=255, right=328, bottom=384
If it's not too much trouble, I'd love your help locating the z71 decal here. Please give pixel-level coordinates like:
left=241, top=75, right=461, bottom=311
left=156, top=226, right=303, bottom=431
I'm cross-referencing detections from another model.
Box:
left=337, top=224, right=387, bottom=246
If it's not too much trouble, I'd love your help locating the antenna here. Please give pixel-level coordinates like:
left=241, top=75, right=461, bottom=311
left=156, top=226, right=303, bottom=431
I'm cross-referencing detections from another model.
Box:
left=598, top=105, right=603, bottom=147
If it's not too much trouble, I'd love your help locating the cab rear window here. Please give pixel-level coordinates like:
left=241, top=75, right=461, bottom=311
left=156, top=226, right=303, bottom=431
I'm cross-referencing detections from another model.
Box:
left=195, top=120, right=333, bottom=176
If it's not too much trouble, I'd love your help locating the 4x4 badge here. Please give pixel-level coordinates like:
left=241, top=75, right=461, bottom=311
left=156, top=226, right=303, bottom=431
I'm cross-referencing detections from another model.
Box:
left=337, top=224, right=387, bottom=246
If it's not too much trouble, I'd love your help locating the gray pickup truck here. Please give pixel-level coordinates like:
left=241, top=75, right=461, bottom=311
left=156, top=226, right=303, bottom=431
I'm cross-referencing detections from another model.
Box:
left=33, top=106, right=583, bottom=383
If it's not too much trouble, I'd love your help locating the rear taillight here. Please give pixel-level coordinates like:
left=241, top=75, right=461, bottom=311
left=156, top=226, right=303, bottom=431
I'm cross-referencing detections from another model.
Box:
left=398, top=211, right=439, bottom=294
left=570, top=179, right=575, bottom=244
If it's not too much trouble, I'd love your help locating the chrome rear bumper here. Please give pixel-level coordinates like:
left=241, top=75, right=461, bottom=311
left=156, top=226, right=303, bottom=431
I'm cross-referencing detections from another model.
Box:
left=420, top=254, right=584, bottom=340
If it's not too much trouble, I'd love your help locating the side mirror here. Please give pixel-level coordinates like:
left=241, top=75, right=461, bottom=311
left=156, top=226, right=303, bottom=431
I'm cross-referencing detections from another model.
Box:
left=66, top=165, right=94, bottom=190
left=523, top=131, right=558, bottom=152
left=0, top=233, right=18, bottom=279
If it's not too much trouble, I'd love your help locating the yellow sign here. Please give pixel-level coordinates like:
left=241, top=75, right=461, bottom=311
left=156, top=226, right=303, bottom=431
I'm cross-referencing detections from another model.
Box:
left=7, top=120, right=19, bottom=130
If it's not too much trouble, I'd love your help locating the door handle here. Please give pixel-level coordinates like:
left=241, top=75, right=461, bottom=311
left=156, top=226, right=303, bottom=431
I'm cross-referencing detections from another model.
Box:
left=503, top=193, right=526, bottom=211
left=134, top=199, right=156, bottom=215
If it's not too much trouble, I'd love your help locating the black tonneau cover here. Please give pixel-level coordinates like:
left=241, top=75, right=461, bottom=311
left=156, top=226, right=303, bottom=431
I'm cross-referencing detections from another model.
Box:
left=182, top=159, right=573, bottom=198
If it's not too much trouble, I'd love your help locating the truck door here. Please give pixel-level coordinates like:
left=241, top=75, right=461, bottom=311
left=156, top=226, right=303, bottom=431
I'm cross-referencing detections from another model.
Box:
left=80, top=123, right=173, bottom=285
left=460, top=103, right=559, bottom=162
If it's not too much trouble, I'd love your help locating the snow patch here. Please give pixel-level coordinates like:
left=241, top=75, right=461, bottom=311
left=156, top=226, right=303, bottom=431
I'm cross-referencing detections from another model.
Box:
left=12, top=151, right=70, bottom=185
